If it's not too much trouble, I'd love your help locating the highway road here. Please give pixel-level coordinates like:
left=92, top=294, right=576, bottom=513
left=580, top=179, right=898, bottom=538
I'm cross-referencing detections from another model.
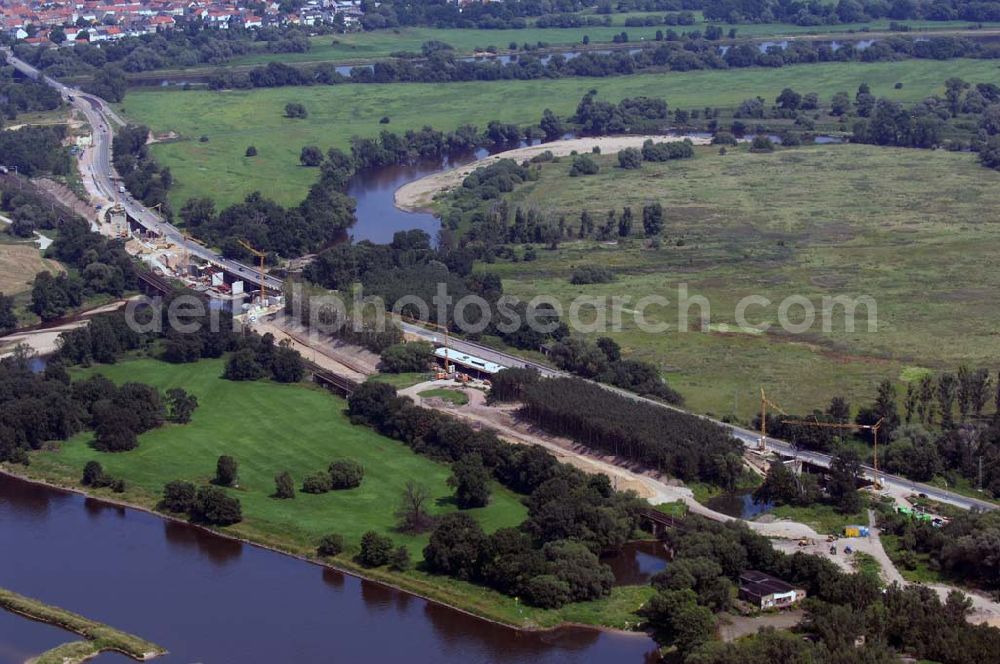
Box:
left=3, top=50, right=283, bottom=295
left=11, top=50, right=993, bottom=513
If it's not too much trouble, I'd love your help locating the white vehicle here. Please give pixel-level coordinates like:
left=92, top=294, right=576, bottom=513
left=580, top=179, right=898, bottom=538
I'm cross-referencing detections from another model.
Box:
left=119, top=185, right=126, bottom=194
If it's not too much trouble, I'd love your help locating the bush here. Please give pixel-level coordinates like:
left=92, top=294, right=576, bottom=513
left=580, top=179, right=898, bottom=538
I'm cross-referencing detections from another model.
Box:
left=379, top=115, right=390, bottom=124
left=569, top=155, right=600, bottom=177
left=379, top=342, right=433, bottom=373
left=389, top=545, right=411, bottom=571
left=357, top=531, right=394, bottom=567
left=274, top=471, right=295, bottom=499
left=161, top=480, right=196, bottom=513
left=245, top=145, right=257, bottom=157
left=711, top=131, right=737, bottom=146
left=750, top=135, right=775, bottom=153
left=82, top=461, right=105, bottom=487
left=317, top=533, right=345, bottom=557
left=215, top=455, right=238, bottom=487
left=618, top=147, right=642, bottom=169
left=523, top=575, right=571, bottom=609
left=285, top=102, right=307, bottom=119
left=301, top=471, right=332, bottom=494
left=190, top=486, right=242, bottom=526
left=328, top=459, right=364, bottom=490
left=570, top=266, right=615, bottom=285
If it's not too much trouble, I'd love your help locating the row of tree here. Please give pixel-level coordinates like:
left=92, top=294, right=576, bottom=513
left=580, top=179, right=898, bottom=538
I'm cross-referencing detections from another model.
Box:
left=112, top=124, right=174, bottom=216
left=203, top=34, right=996, bottom=92
left=497, top=372, right=743, bottom=485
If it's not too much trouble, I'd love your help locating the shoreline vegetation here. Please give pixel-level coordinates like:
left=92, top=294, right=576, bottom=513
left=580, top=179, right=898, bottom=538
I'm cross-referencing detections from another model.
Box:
left=0, top=586, right=166, bottom=663
left=0, top=466, right=651, bottom=638
left=2, top=357, right=655, bottom=634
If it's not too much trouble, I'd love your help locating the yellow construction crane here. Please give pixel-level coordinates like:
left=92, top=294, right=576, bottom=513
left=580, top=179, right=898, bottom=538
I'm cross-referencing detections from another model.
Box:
left=758, top=387, right=789, bottom=451
left=237, top=239, right=267, bottom=305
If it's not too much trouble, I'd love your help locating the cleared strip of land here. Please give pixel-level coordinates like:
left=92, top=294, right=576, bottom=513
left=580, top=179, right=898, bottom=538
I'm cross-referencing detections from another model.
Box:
left=0, top=587, right=166, bottom=663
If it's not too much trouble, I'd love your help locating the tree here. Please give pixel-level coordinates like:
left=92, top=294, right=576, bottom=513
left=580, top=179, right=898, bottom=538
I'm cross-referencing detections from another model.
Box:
left=872, top=378, right=900, bottom=439
left=270, top=344, right=304, bottom=383
left=224, top=348, right=265, bottom=381
left=190, top=486, right=242, bottom=525
left=165, top=387, right=198, bottom=424
left=215, top=455, right=239, bottom=487
left=618, top=207, right=633, bottom=237
left=379, top=342, right=433, bottom=373
left=423, top=513, right=486, bottom=580
left=0, top=294, right=17, bottom=335
left=448, top=454, right=491, bottom=509
left=92, top=405, right=139, bottom=453
left=357, top=530, right=394, bottom=567
left=82, top=461, right=105, bottom=487
left=569, top=155, right=599, bottom=177
left=776, top=87, right=802, bottom=110
left=161, top=480, right=196, bottom=513
left=831, top=91, right=851, bottom=115
left=245, top=146, right=258, bottom=157
left=396, top=480, right=434, bottom=533
left=84, top=65, right=127, bottom=103
left=300, top=145, right=323, bottom=167
left=827, top=396, right=850, bottom=424
left=754, top=461, right=812, bottom=506
left=618, top=147, right=642, bottom=169
left=937, top=372, right=957, bottom=428
left=642, top=203, right=664, bottom=236
left=328, top=459, right=364, bottom=490
left=750, top=135, right=775, bottom=153
left=274, top=471, right=295, bottom=499
left=317, top=533, right=344, bottom=556
left=540, top=109, right=564, bottom=140
left=828, top=448, right=862, bottom=513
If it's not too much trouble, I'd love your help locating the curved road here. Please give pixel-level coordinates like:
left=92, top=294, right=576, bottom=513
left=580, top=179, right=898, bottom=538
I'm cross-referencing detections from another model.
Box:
left=11, top=49, right=993, bottom=513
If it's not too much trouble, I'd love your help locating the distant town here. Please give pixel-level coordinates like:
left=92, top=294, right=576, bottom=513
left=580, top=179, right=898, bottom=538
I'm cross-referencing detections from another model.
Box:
left=1, top=0, right=365, bottom=45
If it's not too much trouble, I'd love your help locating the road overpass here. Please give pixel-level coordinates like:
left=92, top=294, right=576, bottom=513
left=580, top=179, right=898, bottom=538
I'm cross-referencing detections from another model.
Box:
left=13, top=49, right=992, bottom=514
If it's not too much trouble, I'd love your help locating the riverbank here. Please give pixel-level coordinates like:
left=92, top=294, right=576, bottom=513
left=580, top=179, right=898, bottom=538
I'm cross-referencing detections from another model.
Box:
left=394, top=133, right=714, bottom=212
left=0, top=464, right=652, bottom=638
left=3, top=358, right=655, bottom=634
left=0, top=586, right=166, bottom=663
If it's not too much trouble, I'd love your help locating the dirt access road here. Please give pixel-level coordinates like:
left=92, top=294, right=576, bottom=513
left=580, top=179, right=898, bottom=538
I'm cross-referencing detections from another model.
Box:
left=401, top=380, right=824, bottom=540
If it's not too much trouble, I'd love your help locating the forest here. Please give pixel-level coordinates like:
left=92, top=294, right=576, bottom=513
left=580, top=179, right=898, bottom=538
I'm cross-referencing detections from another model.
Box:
left=494, top=372, right=743, bottom=486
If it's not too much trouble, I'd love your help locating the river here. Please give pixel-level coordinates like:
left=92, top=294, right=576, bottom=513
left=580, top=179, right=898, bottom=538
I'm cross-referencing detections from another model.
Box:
left=0, top=476, right=660, bottom=663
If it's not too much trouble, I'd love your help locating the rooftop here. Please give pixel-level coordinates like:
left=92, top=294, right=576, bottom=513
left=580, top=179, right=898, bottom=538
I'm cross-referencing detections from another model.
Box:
left=434, top=347, right=505, bottom=375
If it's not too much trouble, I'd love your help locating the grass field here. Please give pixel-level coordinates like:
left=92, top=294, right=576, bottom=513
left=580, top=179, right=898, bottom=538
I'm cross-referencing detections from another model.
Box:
left=30, top=358, right=526, bottom=551
left=120, top=58, right=1000, bottom=210
left=20, top=357, right=660, bottom=629
left=473, top=143, right=1000, bottom=420
left=221, top=20, right=1000, bottom=67
left=419, top=388, right=471, bottom=405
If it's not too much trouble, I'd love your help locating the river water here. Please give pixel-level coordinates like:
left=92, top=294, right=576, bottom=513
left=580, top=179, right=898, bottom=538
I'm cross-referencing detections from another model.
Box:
left=0, top=476, right=660, bottom=663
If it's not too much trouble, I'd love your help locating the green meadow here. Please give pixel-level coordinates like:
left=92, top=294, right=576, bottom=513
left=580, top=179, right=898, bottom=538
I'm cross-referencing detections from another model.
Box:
left=120, top=58, right=1000, bottom=210
left=221, top=20, right=1000, bottom=67
left=474, top=143, right=1000, bottom=420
